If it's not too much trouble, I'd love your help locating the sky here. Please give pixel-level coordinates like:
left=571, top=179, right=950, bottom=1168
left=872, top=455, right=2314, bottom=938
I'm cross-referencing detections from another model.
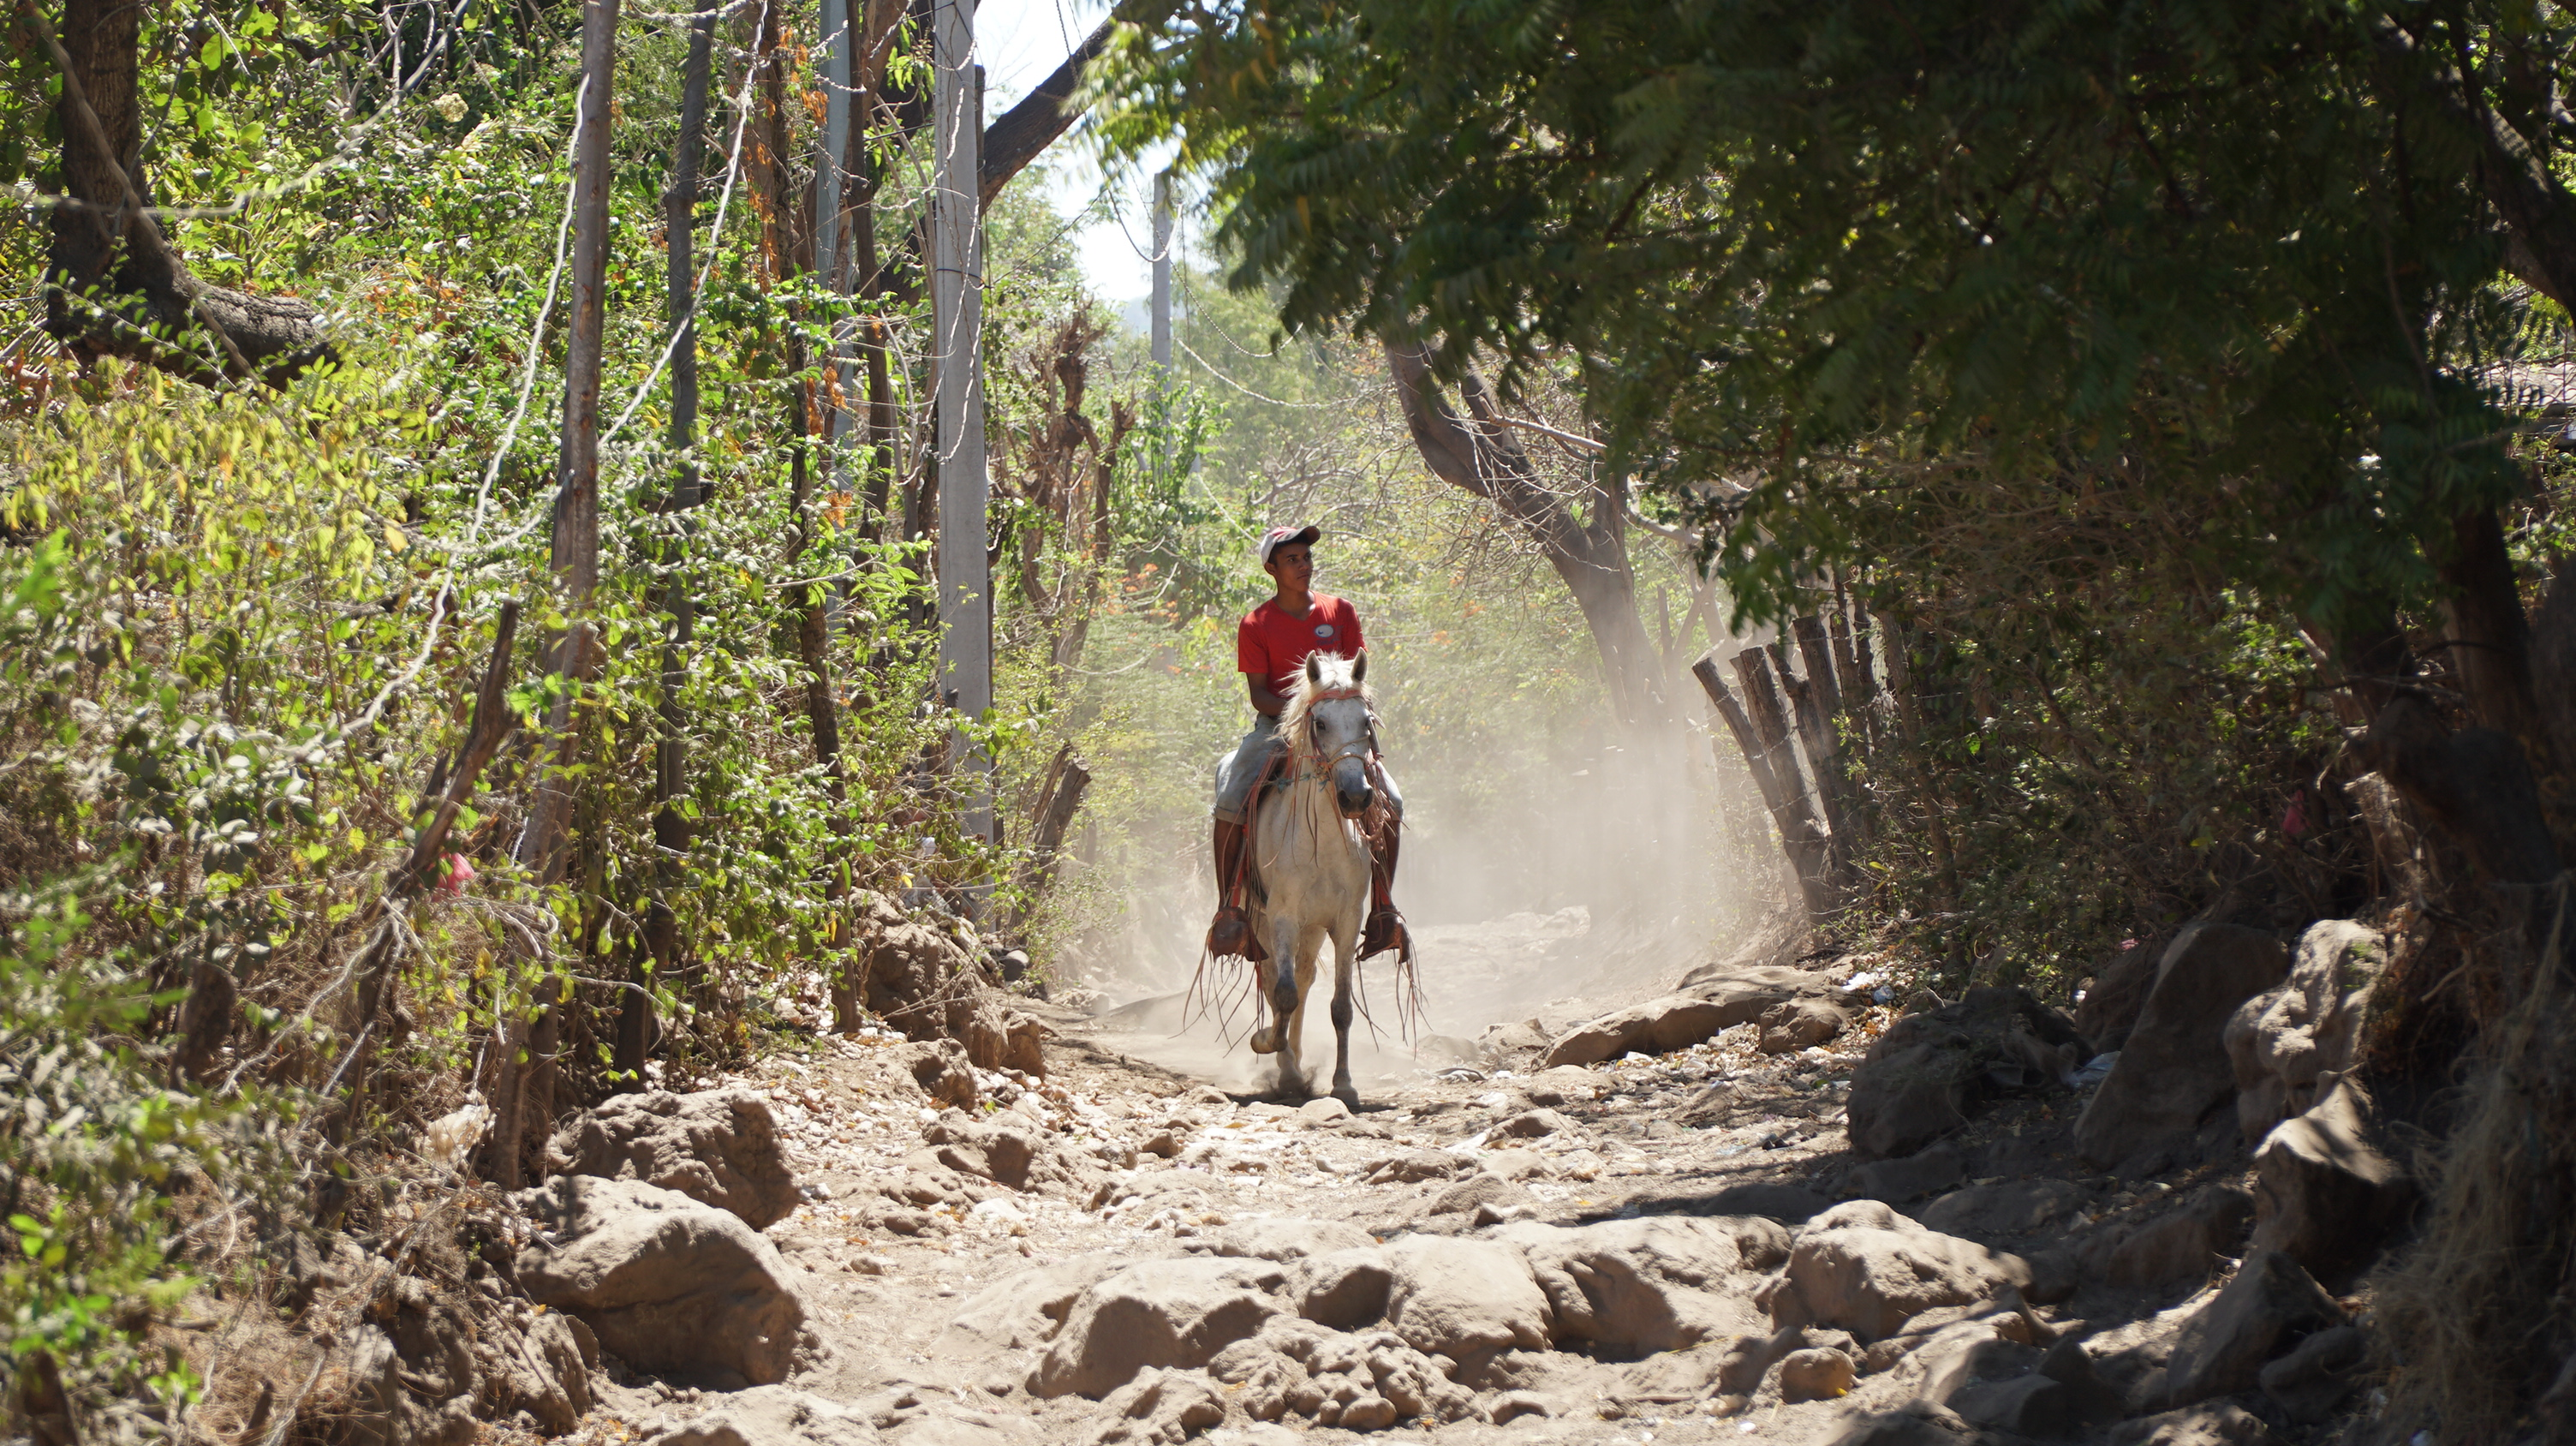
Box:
left=974, top=0, right=1175, bottom=308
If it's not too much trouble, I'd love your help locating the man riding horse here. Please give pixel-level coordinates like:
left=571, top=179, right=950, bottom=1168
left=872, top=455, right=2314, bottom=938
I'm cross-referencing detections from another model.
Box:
left=1208, top=525, right=1408, bottom=963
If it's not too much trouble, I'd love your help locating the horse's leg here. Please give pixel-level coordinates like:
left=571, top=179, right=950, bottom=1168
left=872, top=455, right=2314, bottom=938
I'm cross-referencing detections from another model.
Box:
left=1280, top=923, right=1325, bottom=1100
left=1329, top=915, right=1359, bottom=1108
left=1272, top=914, right=1307, bottom=1098
left=1246, top=905, right=1279, bottom=1054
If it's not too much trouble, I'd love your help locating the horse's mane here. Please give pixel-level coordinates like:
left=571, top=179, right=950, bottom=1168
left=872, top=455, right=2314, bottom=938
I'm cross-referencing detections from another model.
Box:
left=1277, top=654, right=1376, bottom=747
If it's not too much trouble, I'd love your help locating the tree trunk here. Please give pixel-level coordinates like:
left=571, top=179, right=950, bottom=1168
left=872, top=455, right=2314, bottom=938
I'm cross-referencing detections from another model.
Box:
left=1789, top=614, right=1861, bottom=850
left=1692, top=655, right=1838, bottom=919
left=1728, top=648, right=1839, bottom=913
left=34, top=0, right=334, bottom=385
left=492, top=0, right=618, bottom=1188
left=1382, top=337, right=1667, bottom=725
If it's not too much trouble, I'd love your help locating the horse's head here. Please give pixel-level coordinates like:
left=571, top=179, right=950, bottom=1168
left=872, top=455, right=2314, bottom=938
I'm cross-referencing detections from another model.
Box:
left=1290, top=651, right=1378, bottom=818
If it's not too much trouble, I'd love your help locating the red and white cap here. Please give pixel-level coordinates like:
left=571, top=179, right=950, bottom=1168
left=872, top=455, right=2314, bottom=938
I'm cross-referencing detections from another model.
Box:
left=1258, top=523, right=1321, bottom=564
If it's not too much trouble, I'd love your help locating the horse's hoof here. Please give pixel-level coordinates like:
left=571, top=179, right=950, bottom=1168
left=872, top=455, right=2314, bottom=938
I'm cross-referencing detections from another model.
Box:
left=1333, top=1084, right=1359, bottom=1110
left=1248, top=1025, right=1277, bottom=1055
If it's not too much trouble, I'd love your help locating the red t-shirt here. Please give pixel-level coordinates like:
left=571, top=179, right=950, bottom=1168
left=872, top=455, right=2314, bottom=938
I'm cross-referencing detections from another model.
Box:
left=1238, top=593, right=1364, bottom=697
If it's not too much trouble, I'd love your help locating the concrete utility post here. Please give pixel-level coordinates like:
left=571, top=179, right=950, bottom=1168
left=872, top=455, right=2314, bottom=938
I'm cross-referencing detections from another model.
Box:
left=1150, top=169, right=1173, bottom=373
left=932, top=0, right=993, bottom=842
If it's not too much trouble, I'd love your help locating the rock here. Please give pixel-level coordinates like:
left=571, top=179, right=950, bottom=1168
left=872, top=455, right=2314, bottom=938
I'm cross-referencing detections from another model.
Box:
left=1844, top=1144, right=1966, bottom=1204
left=1756, top=1199, right=2042, bottom=1341
left=1494, top=1108, right=1572, bottom=1138
left=486, top=1306, right=599, bottom=1434
left=1760, top=999, right=1851, bottom=1055
left=1918, top=1178, right=2087, bottom=1239
left=2247, top=1078, right=2415, bottom=1281
left=1675, top=1082, right=1738, bottom=1125
left=546, top=1088, right=800, bottom=1230
left=1523, top=1065, right=1601, bottom=1105
left=1293, top=1247, right=1395, bottom=1329
left=901, top=1039, right=980, bottom=1111
left=1499, top=1215, right=1789, bottom=1359
left=2077, top=935, right=2167, bottom=1054
left=1775, top=1347, right=1857, bottom=1401
left=1298, top=1097, right=1352, bottom=1126
left=1093, top=1368, right=1225, bottom=1445
left=1380, top=1235, right=1553, bottom=1359
left=1675, top=959, right=1835, bottom=1019
left=2110, top=1402, right=2282, bottom=1445
left=1480, top=1020, right=1552, bottom=1056
left=921, top=1110, right=1101, bottom=1197
left=1480, top=1148, right=1549, bottom=1181
left=2257, top=1323, right=2367, bottom=1423
left=2075, top=924, right=2289, bottom=1169
left=1543, top=995, right=1737, bottom=1067
left=2102, top=1186, right=2254, bottom=1290
left=1823, top=1399, right=1988, bottom=1446
left=513, top=1176, right=811, bottom=1387
left=853, top=892, right=1051, bottom=1076
left=1191, top=1218, right=1375, bottom=1262
left=2161, top=1248, right=2346, bottom=1407
left=1428, top=1173, right=1535, bottom=1218
left=1482, top=1390, right=1557, bottom=1424
left=1846, top=989, right=2088, bottom=1159
left=1363, top=1150, right=1470, bottom=1184
left=1029, top=1258, right=1290, bottom=1399
left=642, top=1386, right=879, bottom=1446
left=945, top=1256, right=1128, bottom=1350
left=338, top=1276, right=480, bottom=1446
left=2225, top=921, right=2384, bottom=1143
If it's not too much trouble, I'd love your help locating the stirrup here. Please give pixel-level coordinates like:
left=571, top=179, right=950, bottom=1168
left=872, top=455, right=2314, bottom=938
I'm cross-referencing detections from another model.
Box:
left=1208, top=906, right=1249, bottom=959
left=1360, top=906, right=1406, bottom=960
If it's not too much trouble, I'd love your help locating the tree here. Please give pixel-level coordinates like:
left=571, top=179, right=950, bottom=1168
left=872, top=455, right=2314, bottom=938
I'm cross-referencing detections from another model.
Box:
left=30, top=0, right=335, bottom=385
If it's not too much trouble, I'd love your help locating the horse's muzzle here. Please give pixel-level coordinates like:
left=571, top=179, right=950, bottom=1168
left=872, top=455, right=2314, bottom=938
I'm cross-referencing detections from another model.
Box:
left=1333, top=758, right=1374, bottom=818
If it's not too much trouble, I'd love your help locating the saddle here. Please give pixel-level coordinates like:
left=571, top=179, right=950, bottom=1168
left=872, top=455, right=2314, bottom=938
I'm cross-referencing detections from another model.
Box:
left=1221, top=745, right=1402, bottom=965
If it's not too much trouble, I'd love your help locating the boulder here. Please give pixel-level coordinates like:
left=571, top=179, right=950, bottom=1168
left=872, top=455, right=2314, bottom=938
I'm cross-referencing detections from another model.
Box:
left=944, top=1256, right=1129, bottom=1350
left=337, top=1276, right=480, bottom=1446
left=1822, top=1399, right=1989, bottom=1446
left=2225, top=920, right=2384, bottom=1143
left=1494, top=1108, right=1573, bottom=1139
left=1675, top=957, right=1835, bottom=1018
left=1380, top=1235, right=1553, bottom=1359
left=1363, top=1150, right=1471, bottom=1185
left=2110, top=1402, right=2282, bottom=1445
left=1292, top=1247, right=1395, bottom=1330
left=2075, top=935, right=2166, bottom=1054
left=1760, top=999, right=1851, bottom=1055
left=513, top=1176, right=812, bottom=1386
left=1093, top=1368, right=1226, bottom=1445
left=1918, top=1179, right=2087, bottom=1240
left=642, top=1386, right=878, bottom=1446
left=901, top=1039, right=980, bottom=1111
left=1756, top=1200, right=2041, bottom=1341
left=1191, top=1218, right=1374, bottom=1262
left=2247, top=1079, right=2415, bottom=1282
left=546, top=1088, right=800, bottom=1230
left=484, top=1305, right=599, bottom=1434
left=2257, top=1324, right=2367, bottom=1423
left=1846, top=989, right=2087, bottom=1159
left=1775, top=1347, right=1857, bottom=1401
left=1030, top=1258, right=1290, bottom=1399
left=1428, top=1173, right=1535, bottom=1218
left=1298, top=1097, right=1352, bottom=1126
left=1542, top=995, right=1738, bottom=1067
left=853, top=891, right=1049, bottom=1076
left=1844, top=1144, right=1965, bottom=1204
left=1498, top=1214, right=1789, bottom=1359
left=2076, top=924, right=2288, bottom=1169
left=2161, top=1249, right=2346, bottom=1407
left=921, top=1110, right=1100, bottom=1197
left=2099, top=1186, right=2254, bottom=1290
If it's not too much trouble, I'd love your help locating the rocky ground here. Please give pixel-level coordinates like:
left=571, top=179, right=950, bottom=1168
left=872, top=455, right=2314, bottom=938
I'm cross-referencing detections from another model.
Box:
left=435, top=910, right=2385, bottom=1446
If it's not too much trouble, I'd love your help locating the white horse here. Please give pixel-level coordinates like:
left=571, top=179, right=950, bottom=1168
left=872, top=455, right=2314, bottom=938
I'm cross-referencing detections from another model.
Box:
left=1243, top=651, right=1381, bottom=1105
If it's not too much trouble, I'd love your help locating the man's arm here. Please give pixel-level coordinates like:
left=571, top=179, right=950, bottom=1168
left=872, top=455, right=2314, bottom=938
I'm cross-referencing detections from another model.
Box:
left=1247, top=672, right=1288, bottom=717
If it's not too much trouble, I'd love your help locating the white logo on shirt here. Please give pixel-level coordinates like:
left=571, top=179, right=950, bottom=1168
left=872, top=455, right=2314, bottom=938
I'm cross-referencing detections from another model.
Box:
left=1315, top=624, right=1334, bottom=638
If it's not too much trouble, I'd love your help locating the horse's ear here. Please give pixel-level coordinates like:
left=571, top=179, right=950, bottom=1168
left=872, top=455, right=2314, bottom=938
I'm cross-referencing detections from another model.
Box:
left=1305, top=653, right=1323, bottom=686
left=1351, top=652, right=1367, bottom=684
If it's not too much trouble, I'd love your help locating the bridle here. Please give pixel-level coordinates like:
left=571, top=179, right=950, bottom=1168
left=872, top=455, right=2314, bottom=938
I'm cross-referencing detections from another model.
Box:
left=1289, top=687, right=1378, bottom=786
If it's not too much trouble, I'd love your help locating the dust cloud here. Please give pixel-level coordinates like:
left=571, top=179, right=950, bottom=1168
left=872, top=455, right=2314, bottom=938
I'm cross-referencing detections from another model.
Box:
left=1052, top=714, right=1781, bottom=1096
